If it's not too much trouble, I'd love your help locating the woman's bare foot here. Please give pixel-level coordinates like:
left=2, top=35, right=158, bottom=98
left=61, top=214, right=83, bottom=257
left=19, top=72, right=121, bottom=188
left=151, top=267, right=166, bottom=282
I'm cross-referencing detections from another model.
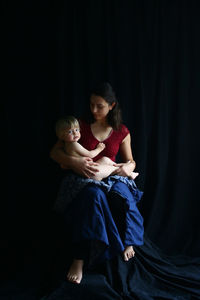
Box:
left=123, top=246, right=135, bottom=261
left=67, top=259, right=84, bottom=284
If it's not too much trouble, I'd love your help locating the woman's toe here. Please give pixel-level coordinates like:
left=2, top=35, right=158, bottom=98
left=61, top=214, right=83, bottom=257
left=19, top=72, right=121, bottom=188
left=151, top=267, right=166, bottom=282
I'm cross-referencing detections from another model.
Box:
left=68, top=274, right=74, bottom=282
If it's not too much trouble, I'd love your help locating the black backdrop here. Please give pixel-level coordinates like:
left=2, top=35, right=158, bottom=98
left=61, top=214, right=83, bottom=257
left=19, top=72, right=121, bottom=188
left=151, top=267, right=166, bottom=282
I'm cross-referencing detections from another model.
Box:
left=2, top=0, right=200, bottom=298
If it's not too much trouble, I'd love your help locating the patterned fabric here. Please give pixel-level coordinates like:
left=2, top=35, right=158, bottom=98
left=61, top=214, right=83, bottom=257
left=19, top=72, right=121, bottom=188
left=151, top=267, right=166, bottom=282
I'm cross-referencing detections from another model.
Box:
left=79, top=120, right=130, bottom=161
left=53, top=172, right=143, bottom=214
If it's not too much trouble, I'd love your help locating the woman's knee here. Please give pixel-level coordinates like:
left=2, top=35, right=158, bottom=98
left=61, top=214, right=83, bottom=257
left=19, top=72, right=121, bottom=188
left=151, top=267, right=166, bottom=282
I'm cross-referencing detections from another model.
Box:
left=109, top=182, right=135, bottom=210
left=110, top=181, right=132, bottom=198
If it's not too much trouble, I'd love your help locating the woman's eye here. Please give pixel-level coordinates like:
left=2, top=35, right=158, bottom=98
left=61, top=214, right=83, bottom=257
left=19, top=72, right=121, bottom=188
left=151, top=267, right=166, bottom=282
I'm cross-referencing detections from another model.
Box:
left=75, top=128, right=79, bottom=132
left=68, top=130, right=72, bottom=134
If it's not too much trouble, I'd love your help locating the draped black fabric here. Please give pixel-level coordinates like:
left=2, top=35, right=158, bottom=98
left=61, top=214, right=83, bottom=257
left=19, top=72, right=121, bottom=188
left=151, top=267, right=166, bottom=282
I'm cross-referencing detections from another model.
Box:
left=2, top=0, right=200, bottom=299
left=40, top=234, right=200, bottom=300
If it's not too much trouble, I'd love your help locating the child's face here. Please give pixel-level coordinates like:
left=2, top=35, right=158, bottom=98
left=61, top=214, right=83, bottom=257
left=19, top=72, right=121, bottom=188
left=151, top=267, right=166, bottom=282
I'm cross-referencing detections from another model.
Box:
left=60, top=126, right=81, bottom=142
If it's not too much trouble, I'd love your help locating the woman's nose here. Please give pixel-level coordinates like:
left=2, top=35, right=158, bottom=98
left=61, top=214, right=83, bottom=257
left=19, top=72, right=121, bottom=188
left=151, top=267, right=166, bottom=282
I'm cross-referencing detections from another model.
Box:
left=92, top=106, right=97, bottom=113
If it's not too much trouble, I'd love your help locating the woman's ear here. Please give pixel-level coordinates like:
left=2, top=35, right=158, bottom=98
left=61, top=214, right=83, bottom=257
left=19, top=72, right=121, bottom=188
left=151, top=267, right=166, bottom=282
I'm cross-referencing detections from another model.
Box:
left=109, top=102, right=116, bottom=110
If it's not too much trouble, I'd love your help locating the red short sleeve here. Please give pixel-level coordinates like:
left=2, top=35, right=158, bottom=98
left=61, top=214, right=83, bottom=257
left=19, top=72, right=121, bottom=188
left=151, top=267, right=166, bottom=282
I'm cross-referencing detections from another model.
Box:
left=120, top=124, right=130, bottom=142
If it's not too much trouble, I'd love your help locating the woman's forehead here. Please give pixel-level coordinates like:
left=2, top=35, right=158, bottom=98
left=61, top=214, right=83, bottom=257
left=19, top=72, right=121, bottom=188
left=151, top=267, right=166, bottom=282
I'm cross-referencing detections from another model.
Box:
left=90, top=95, right=107, bottom=104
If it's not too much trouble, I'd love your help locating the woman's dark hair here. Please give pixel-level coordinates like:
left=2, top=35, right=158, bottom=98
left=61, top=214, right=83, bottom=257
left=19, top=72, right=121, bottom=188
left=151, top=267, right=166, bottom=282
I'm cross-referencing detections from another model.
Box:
left=88, top=82, right=122, bottom=130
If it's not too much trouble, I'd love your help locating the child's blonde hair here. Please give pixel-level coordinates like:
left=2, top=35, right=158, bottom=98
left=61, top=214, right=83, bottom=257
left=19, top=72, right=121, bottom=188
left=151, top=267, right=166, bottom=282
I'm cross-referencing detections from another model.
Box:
left=55, top=116, right=80, bottom=137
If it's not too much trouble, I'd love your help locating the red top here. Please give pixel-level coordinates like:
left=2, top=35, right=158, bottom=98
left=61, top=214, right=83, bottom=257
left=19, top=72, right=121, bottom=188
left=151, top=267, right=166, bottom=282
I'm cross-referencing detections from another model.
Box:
left=79, top=120, right=130, bottom=162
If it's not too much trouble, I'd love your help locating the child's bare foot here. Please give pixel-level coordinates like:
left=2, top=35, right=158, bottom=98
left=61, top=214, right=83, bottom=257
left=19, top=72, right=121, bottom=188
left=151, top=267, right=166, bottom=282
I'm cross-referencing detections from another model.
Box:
left=67, top=259, right=84, bottom=284
left=129, top=172, right=139, bottom=180
left=123, top=246, right=135, bottom=261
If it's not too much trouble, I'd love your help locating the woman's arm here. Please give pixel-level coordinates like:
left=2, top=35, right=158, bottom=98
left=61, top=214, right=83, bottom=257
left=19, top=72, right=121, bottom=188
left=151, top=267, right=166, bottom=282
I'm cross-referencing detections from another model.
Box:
left=50, top=140, right=71, bottom=168
left=50, top=140, right=99, bottom=178
left=113, top=133, right=136, bottom=176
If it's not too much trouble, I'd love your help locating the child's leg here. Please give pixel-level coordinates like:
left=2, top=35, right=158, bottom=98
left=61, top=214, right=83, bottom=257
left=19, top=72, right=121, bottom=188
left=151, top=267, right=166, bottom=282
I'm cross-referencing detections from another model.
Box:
left=91, top=157, right=139, bottom=181
left=90, top=164, right=119, bottom=181
left=96, top=157, right=139, bottom=181
left=98, top=157, right=139, bottom=180
left=129, top=172, right=139, bottom=180
left=90, top=157, right=119, bottom=181
left=96, top=157, right=115, bottom=166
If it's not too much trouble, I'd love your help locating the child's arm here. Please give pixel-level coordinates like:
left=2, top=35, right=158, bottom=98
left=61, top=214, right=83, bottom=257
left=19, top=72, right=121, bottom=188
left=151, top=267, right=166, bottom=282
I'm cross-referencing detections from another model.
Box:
left=73, top=142, right=105, bottom=158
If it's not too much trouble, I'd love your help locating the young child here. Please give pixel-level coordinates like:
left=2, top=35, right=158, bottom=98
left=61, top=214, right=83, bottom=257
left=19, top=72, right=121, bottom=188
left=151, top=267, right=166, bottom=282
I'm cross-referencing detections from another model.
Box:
left=55, top=116, right=139, bottom=181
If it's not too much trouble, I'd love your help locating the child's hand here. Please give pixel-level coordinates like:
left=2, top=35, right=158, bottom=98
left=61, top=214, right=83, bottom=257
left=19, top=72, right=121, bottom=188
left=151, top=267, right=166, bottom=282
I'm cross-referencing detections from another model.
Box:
left=97, top=142, right=106, bottom=150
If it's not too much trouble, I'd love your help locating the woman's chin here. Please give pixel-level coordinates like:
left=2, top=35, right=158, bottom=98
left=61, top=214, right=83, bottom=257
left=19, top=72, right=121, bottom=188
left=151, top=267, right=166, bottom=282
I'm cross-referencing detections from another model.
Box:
left=93, top=115, right=106, bottom=121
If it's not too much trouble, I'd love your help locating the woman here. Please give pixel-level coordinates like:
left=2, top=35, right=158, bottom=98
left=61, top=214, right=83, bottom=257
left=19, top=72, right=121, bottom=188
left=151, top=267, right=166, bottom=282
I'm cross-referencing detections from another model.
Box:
left=50, top=82, right=144, bottom=284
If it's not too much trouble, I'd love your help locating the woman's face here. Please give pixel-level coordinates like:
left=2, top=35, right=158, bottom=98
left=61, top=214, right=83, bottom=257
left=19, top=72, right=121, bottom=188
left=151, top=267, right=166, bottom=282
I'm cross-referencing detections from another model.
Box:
left=90, top=94, right=115, bottom=121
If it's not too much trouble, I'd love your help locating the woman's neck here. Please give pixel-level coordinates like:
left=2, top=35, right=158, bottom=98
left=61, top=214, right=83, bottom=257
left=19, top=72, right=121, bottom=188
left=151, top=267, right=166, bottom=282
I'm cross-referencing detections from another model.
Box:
left=93, top=119, right=110, bottom=128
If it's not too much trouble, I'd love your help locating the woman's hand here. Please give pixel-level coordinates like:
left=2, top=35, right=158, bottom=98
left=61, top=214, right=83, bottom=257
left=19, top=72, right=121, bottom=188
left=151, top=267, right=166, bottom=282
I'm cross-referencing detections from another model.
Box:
left=68, top=157, right=99, bottom=178
left=50, top=140, right=99, bottom=178
left=112, top=161, right=136, bottom=177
